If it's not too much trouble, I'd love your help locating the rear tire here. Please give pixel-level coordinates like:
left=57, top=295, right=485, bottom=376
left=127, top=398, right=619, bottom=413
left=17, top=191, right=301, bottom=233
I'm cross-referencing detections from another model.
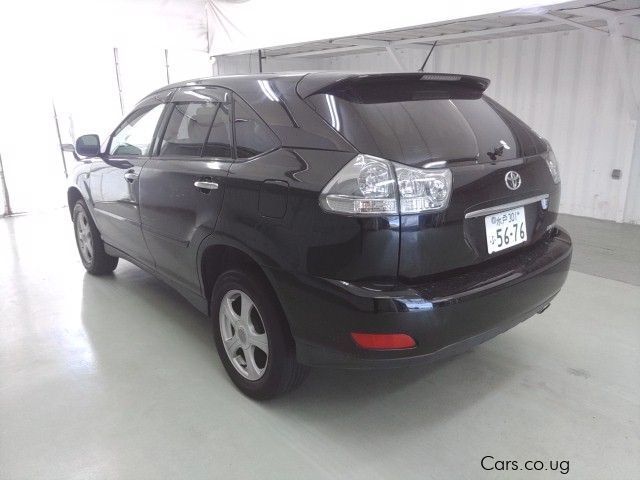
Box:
left=73, top=199, right=119, bottom=275
left=211, top=268, right=307, bottom=399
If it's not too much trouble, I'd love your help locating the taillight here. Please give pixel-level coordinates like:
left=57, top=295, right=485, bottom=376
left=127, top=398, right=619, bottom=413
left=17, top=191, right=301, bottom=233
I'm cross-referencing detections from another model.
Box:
left=395, top=164, right=451, bottom=213
left=543, top=149, right=561, bottom=184
left=541, top=138, right=560, bottom=184
left=319, top=155, right=397, bottom=215
left=319, top=154, right=452, bottom=216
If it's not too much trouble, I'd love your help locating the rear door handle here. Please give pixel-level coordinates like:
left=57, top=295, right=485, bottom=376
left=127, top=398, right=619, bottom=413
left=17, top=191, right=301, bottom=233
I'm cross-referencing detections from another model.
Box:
left=124, top=171, right=138, bottom=182
left=194, top=180, right=219, bottom=191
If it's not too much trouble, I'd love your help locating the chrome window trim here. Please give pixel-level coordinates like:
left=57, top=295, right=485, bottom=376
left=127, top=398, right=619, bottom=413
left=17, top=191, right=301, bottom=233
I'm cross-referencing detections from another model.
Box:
left=464, top=194, right=549, bottom=219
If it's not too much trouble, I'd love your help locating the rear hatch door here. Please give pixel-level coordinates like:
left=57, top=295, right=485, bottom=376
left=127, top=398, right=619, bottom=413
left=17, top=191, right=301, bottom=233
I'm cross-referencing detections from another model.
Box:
left=303, top=73, right=558, bottom=281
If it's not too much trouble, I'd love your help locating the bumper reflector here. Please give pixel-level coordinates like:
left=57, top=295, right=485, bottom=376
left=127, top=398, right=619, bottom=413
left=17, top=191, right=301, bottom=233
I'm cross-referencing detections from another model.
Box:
left=351, top=332, right=416, bottom=350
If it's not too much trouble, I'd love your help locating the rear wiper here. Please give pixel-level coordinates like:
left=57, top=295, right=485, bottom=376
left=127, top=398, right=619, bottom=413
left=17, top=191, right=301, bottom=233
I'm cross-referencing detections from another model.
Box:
left=487, top=140, right=511, bottom=160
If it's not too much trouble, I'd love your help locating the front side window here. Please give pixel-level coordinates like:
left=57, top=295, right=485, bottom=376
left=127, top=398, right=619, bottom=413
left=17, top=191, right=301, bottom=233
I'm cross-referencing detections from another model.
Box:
left=233, top=96, right=279, bottom=159
left=109, top=104, right=164, bottom=156
left=160, top=101, right=232, bottom=158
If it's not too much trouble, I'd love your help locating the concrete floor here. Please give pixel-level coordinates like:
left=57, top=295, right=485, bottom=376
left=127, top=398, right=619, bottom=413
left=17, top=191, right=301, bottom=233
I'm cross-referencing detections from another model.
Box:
left=1, top=210, right=638, bottom=480
left=558, top=214, right=640, bottom=286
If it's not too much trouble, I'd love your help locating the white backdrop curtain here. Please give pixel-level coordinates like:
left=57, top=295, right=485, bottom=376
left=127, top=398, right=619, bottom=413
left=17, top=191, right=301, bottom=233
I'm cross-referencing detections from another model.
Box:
left=206, top=0, right=567, bottom=55
left=0, top=0, right=211, bottom=214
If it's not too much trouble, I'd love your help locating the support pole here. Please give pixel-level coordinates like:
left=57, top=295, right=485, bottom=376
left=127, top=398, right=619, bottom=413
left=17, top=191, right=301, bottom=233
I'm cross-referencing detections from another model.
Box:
left=52, top=102, right=68, bottom=178
left=0, top=152, right=13, bottom=216
left=385, top=45, right=405, bottom=71
left=419, top=41, right=438, bottom=71
left=607, top=18, right=640, bottom=120
left=258, top=49, right=263, bottom=73
left=164, top=49, right=171, bottom=84
left=68, top=113, right=75, bottom=142
left=211, top=57, right=219, bottom=76
left=542, top=13, right=609, bottom=36
left=113, top=47, right=125, bottom=115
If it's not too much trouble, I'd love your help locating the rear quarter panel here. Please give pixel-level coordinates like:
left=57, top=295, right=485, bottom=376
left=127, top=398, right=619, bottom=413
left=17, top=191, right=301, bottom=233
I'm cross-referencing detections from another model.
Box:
left=214, top=148, right=401, bottom=283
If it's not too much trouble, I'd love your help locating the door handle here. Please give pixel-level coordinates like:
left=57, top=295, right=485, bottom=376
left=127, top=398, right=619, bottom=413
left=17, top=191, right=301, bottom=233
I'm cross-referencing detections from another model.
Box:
left=124, top=171, right=138, bottom=183
left=194, top=180, right=219, bottom=191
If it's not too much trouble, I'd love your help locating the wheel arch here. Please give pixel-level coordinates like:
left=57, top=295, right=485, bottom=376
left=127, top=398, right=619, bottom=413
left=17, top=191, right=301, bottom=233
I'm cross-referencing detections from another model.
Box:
left=198, top=237, right=280, bottom=315
left=199, top=238, right=301, bottom=365
left=67, top=186, right=84, bottom=218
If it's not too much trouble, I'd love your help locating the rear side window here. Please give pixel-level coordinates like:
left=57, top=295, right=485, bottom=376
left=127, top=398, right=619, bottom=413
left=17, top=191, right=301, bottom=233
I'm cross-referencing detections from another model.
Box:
left=233, top=96, right=279, bottom=159
left=160, top=103, right=222, bottom=157
left=203, top=103, right=233, bottom=157
left=307, top=80, right=544, bottom=165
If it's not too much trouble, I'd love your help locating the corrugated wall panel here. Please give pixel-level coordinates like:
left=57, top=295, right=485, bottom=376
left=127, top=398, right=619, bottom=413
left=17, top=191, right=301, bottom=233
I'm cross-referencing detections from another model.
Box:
left=218, top=28, right=640, bottom=223
left=624, top=26, right=640, bottom=224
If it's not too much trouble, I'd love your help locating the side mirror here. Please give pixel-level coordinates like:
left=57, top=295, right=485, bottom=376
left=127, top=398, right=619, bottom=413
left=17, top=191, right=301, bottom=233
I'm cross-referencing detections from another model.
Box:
left=75, top=134, right=101, bottom=157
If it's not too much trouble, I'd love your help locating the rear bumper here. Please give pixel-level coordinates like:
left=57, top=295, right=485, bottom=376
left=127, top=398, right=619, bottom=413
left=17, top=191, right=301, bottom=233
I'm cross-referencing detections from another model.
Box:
left=267, top=227, right=572, bottom=368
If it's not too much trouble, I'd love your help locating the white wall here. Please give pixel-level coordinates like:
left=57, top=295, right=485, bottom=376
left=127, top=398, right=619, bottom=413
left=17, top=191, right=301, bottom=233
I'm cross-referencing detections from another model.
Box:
left=0, top=0, right=211, bottom=215
left=0, top=46, right=212, bottom=214
left=218, top=28, right=640, bottom=224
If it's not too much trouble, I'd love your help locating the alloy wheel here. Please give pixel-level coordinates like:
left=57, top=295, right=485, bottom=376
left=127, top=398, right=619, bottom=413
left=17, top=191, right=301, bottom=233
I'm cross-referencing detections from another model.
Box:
left=76, top=210, right=94, bottom=264
left=219, top=289, right=269, bottom=381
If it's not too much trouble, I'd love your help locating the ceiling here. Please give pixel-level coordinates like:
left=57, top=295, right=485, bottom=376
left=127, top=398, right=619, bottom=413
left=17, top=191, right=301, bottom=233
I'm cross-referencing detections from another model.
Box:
left=249, top=0, right=640, bottom=60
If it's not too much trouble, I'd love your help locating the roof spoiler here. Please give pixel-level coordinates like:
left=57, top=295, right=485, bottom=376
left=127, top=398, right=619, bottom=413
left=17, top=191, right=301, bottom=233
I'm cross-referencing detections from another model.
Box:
left=297, top=72, right=490, bottom=98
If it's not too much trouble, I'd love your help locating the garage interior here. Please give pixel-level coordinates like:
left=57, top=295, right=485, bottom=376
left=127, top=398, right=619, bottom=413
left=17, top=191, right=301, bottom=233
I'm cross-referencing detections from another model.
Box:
left=1, top=1, right=639, bottom=478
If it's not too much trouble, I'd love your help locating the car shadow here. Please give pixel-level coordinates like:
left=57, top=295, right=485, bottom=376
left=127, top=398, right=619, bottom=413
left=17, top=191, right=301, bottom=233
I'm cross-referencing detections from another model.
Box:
left=263, top=347, right=519, bottom=439
left=80, top=262, right=521, bottom=440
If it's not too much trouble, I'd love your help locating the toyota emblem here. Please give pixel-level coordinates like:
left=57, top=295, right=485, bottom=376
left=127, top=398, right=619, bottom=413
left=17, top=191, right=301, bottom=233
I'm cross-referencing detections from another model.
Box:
left=505, top=171, right=522, bottom=190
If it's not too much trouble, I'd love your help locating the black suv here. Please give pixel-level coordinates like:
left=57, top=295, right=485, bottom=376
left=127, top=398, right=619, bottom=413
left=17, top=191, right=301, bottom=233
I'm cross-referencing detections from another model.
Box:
left=69, top=72, right=572, bottom=399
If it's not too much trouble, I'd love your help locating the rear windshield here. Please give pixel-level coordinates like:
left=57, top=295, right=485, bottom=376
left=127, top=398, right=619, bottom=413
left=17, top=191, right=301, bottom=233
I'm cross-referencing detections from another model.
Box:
left=306, top=79, right=545, bottom=165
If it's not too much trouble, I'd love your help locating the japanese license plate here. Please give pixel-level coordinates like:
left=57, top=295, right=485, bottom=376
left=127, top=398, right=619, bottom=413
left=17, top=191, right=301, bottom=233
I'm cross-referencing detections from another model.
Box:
left=484, top=206, right=527, bottom=254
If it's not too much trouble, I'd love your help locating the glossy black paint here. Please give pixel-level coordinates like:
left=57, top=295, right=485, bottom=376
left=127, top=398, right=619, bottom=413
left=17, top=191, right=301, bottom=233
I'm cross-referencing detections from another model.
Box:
left=269, top=227, right=571, bottom=367
left=68, top=72, right=572, bottom=368
left=400, top=156, right=560, bottom=280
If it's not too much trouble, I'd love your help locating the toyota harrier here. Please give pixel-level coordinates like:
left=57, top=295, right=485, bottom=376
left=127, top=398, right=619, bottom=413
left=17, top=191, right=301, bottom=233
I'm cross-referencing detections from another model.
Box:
left=68, top=72, right=572, bottom=399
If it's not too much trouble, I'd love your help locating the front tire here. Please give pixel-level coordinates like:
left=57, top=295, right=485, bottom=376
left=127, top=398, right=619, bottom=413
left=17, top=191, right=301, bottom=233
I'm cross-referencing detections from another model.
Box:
left=73, top=199, right=118, bottom=275
left=211, top=269, right=307, bottom=399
